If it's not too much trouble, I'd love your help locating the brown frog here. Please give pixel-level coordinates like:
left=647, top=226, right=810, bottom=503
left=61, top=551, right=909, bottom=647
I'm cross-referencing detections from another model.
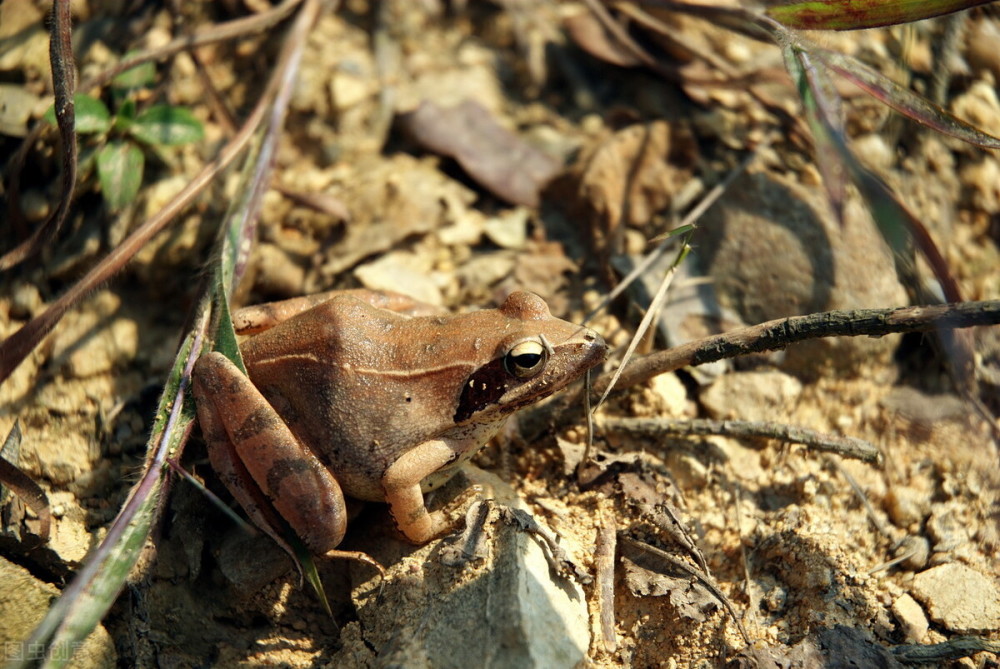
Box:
left=191, top=290, right=606, bottom=559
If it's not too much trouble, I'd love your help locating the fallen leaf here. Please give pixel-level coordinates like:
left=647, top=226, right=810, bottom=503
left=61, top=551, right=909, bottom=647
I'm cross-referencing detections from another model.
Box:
left=564, top=10, right=641, bottom=68
left=622, top=555, right=718, bottom=622
left=399, top=100, right=561, bottom=207
left=559, top=121, right=678, bottom=258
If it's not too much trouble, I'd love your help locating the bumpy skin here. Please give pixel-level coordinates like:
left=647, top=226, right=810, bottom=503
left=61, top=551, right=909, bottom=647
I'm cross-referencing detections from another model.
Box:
left=192, top=290, right=607, bottom=555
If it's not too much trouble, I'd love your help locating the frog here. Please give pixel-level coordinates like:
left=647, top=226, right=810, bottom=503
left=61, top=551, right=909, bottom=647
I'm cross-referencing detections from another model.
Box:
left=191, top=289, right=607, bottom=560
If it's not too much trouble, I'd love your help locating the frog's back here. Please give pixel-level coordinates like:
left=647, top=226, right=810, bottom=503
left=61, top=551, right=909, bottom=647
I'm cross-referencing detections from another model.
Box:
left=239, top=296, right=474, bottom=500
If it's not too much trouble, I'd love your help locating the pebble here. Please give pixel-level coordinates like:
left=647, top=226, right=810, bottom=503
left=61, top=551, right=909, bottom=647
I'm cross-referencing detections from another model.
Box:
left=926, top=504, right=971, bottom=555
left=693, top=171, right=907, bottom=377
left=910, top=563, right=1000, bottom=633
left=884, top=487, right=931, bottom=530
left=343, top=472, right=590, bottom=669
left=891, top=593, right=928, bottom=642
left=700, top=370, right=803, bottom=422
left=894, top=535, right=930, bottom=572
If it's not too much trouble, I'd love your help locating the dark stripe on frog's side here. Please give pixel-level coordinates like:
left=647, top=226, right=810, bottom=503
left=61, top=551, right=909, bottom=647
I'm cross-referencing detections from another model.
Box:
left=454, top=357, right=512, bottom=423
left=265, top=457, right=320, bottom=500
left=233, top=406, right=283, bottom=442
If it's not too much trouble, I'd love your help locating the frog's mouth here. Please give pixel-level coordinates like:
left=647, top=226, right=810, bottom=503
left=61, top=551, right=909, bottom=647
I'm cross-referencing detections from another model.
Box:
left=452, top=329, right=607, bottom=424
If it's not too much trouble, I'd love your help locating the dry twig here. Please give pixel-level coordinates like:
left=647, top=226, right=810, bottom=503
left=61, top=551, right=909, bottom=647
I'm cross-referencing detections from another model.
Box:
left=599, top=417, right=882, bottom=464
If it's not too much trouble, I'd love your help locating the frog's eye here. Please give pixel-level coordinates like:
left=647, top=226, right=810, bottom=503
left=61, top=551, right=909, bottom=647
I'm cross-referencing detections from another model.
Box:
left=504, top=340, right=548, bottom=379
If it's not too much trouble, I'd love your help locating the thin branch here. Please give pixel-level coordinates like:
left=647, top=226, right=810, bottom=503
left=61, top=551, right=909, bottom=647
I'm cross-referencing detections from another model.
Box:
left=0, top=1, right=77, bottom=271
left=892, top=637, right=1000, bottom=664
left=0, top=422, right=50, bottom=544
left=599, top=417, right=882, bottom=464
left=595, top=506, right=618, bottom=653
left=598, top=301, right=1000, bottom=398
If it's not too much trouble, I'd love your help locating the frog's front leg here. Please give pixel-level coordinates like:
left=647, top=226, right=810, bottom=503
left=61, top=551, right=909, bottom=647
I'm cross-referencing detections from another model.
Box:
left=192, top=352, right=349, bottom=556
left=382, top=442, right=470, bottom=543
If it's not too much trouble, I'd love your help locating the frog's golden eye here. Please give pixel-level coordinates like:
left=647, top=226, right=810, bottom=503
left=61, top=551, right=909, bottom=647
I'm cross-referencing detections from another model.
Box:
left=504, top=340, right=548, bottom=379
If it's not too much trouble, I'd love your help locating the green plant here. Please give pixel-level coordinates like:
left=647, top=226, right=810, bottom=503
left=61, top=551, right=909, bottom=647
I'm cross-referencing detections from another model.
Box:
left=43, top=63, right=203, bottom=211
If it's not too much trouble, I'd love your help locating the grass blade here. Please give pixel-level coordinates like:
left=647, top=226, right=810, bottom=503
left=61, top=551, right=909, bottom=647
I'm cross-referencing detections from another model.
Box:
left=781, top=42, right=850, bottom=220
left=814, top=46, right=1000, bottom=150
left=781, top=41, right=963, bottom=301
left=14, top=325, right=203, bottom=669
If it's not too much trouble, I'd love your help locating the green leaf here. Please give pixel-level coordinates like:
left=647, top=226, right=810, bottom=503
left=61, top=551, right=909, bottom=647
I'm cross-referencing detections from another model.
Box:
left=72, top=95, right=112, bottom=134
left=117, top=98, right=137, bottom=122
left=42, top=94, right=111, bottom=134
left=96, top=140, right=144, bottom=210
left=130, top=106, right=205, bottom=146
left=767, top=0, right=995, bottom=30
left=111, top=56, right=156, bottom=91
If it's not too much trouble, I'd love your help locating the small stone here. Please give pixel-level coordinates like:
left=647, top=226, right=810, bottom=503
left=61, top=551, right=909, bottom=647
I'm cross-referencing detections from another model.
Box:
left=330, top=70, right=373, bottom=110
left=0, top=83, right=40, bottom=136
left=894, top=535, right=930, bottom=572
left=700, top=370, right=803, bottom=422
left=892, top=593, right=928, bottom=642
left=966, top=17, right=1000, bottom=82
left=354, top=251, right=443, bottom=306
left=694, top=171, right=907, bottom=377
left=926, top=504, right=971, bottom=554
left=960, top=157, right=1000, bottom=215
left=483, top=208, right=529, bottom=250
left=647, top=372, right=688, bottom=417
left=344, top=472, right=590, bottom=669
left=852, top=134, right=894, bottom=172
left=9, top=282, right=42, bottom=319
left=911, top=563, right=1000, bottom=633
left=884, top=487, right=930, bottom=530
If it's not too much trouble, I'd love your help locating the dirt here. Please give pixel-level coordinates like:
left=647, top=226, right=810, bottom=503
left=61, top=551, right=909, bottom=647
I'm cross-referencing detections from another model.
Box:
left=1, top=1, right=999, bottom=667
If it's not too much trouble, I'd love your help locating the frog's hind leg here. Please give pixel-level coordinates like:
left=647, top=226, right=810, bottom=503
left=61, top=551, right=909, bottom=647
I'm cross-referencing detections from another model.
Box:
left=192, top=351, right=349, bottom=555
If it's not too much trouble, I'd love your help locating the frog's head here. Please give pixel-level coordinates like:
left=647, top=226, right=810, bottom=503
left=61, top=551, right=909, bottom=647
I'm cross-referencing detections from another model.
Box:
left=453, top=291, right=607, bottom=424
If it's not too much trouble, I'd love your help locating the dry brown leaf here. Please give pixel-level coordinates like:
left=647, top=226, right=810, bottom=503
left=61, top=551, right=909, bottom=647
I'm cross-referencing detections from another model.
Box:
left=563, top=9, right=641, bottom=68
left=560, top=121, right=676, bottom=258
left=622, top=555, right=719, bottom=623
left=398, top=100, right=561, bottom=207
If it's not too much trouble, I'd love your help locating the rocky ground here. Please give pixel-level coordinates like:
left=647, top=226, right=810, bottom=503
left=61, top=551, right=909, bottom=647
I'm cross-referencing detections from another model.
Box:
left=1, top=1, right=999, bottom=667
